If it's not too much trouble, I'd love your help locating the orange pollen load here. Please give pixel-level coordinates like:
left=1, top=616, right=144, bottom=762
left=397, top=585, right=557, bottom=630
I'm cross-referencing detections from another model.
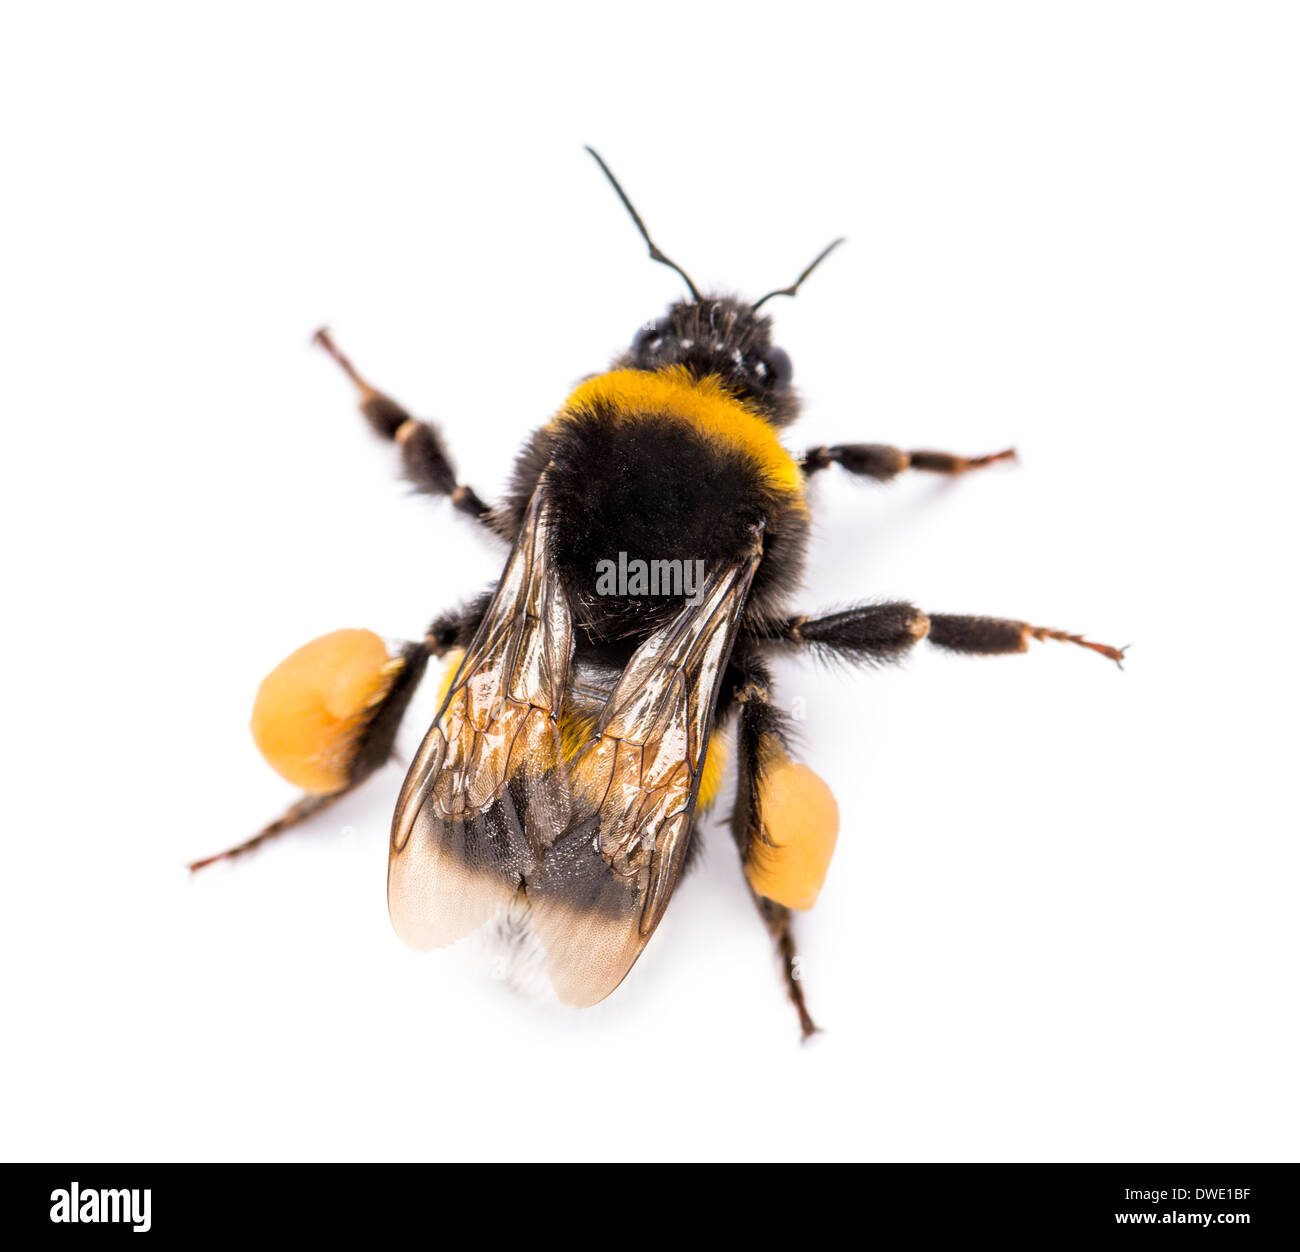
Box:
left=744, top=753, right=840, bottom=911
left=249, top=628, right=397, bottom=795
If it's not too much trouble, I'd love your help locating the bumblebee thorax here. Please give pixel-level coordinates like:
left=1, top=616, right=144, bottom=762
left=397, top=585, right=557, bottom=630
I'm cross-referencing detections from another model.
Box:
left=538, top=366, right=809, bottom=642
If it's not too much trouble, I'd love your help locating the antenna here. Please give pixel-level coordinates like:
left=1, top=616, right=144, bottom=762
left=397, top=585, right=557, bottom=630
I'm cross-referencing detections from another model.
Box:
left=752, top=237, right=846, bottom=310
left=585, top=146, right=702, bottom=301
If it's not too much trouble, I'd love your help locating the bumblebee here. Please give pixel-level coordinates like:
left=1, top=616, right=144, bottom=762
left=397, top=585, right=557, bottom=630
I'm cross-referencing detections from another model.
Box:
left=193, top=149, right=1123, bottom=1037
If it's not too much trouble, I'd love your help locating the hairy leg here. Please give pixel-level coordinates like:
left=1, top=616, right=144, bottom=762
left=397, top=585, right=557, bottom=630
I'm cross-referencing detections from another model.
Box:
left=725, top=651, right=820, bottom=1039
left=313, top=327, right=492, bottom=525
left=190, top=598, right=489, bottom=871
left=756, top=603, right=1125, bottom=666
left=802, top=442, right=1016, bottom=481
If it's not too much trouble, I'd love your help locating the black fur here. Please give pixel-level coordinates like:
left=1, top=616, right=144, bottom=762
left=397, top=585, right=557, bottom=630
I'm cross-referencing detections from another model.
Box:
left=348, top=640, right=434, bottom=785
left=543, top=405, right=791, bottom=642
left=759, top=602, right=930, bottom=663
left=612, top=296, right=800, bottom=427
left=496, top=308, right=811, bottom=654
left=928, top=613, right=1027, bottom=655
left=425, top=594, right=494, bottom=655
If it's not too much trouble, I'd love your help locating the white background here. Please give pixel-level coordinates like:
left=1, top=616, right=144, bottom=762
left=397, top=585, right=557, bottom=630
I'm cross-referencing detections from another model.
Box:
left=2, top=2, right=1296, bottom=1163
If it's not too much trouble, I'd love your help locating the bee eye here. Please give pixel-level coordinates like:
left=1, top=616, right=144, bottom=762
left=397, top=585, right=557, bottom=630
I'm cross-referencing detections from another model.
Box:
left=632, top=319, right=666, bottom=353
left=762, top=346, right=793, bottom=387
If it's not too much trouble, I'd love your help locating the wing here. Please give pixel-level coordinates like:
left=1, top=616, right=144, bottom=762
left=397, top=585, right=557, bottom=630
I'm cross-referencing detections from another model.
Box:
left=388, top=478, right=762, bottom=1006
left=388, top=483, right=575, bottom=950
left=526, top=545, right=761, bottom=1005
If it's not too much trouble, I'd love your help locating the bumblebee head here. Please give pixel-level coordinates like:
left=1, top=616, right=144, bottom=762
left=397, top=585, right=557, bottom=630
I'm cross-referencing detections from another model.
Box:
left=587, top=147, right=842, bottom=427
left=622, top=297, right=797, bottom=424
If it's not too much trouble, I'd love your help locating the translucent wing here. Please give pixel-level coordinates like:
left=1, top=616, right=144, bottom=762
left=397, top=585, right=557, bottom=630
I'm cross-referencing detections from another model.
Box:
left=388, top=484, right=574, bottom=950
left=527, top=546, right=761, bottom=1005
left=388, top=479, right=761, bottom=1006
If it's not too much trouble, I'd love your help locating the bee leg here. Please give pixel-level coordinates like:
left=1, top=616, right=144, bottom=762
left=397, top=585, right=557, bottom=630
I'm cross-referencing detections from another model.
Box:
left=188, top=792, right=348, bottom=871
left=759, top=602, right=933, bottom=661
left=189, top=597, right=496, bottom=874
left=801, top=443, right=1016, bottom=481
left=190, top=636, right=436, bottom=871
left=727, top=654, right=820, bottom=1040
left=313, top=327, right=493, bottom=527
left=759, top=603, right=1126, bottom=667
left=424, top=595, right=493, bottom=656
left=754, top=896, right=819, bottom=1041
left=926, top=614, right=1128, bottom=666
